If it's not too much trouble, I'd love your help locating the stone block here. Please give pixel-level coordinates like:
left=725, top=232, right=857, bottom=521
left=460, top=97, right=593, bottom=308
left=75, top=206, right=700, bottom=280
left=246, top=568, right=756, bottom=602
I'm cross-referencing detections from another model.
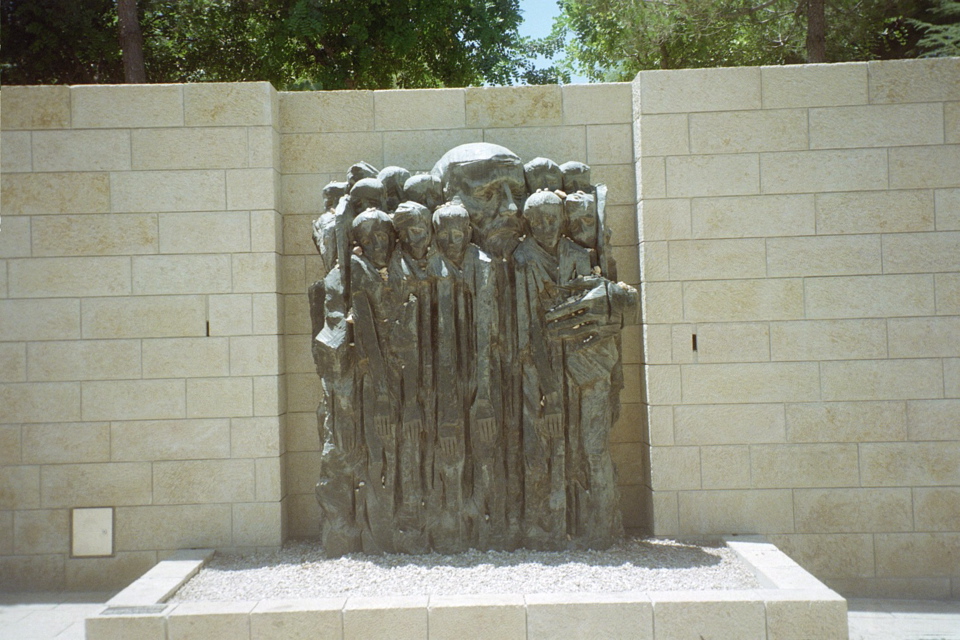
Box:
left=250, top=598, right=345, bottom=640
left=860, top=441, right=960, bottom=486
left=649, top=446, right=701, bottom=490
left=27, top=339, right=140, bottom=382
left=675, top=403, right=785, bottom=445
left=947, top=358, right=960, bottom=398
left=233, top=502, right=283, bottom=546
left=639, top=66, right=761, bottom=114
left=638, top=113, right=689, bottom=157
left=652, top=593, right=766, bottom=640
left=483, top=126, right=586, bottom=166
left=882, top=231, right=960, bottom=274
left=947, top=102, right=960, bottom=144
left=252, top=210, right=282, bottom=253
left=765, top=594, right=848, bottom=640
left=650, top=490, right=679, bottom=536
left=281, top=172, right=327, bottom=214
left=375, top=88, right=465, bottom=130
left=815, top=189, right=935, bottom=235
left=132, top=254, right=232, bottom=295
left=640, top=199, right=690, bottom=241
left=805, top=274, right=935, bottom=319
left=112, top=170, right=226, bottom=213
left=32, top=129, right=131, bottom=172
left=665, top=153, right=759, bottom=198
left=284, top=411, right=320, bottom=452
left=0, top=343, right=26, bottom=383
left=751, top=444, right=860, bottom=489
left=770, top=319, right=888, bottom=361
left=133, top=127, right=248, bottom=170
left=786, top=400, right=906, bottom=443
left=72, top=84, right=183, bottom=128
left=82, top=295, right=206, bottom=339
left=81, top=379, right=186, bottom=421
left=0, top=423, right=21, bottom=464
left=592, top=163, right=637, bottom=205
left=0, top=381, right=81, bottom=423
left=690, top=109, right=808, bottom=154
left=761, top=62, right=867, bottom=108
left=770, top=533, right=875, bottom=578
left=428, top=594, right=526, bottom=640
left=281, top=132, right=383, bottom=174
left=154, top=459, right=256, bottom=504
left=562, top=82, right=633, bottom=125
left=684, top=278, right=804, bottom=322
left=914, top=488, right=960, bottom=531
left=668, top=238, right=766, bottom=280
left=168, top=601, right=255, bottom=640
left=0, top=465, right=40, bottom=510
left=280, top=90, right=374, bottom=133
left=86, top=612, right=167, bottom=640
left=66, top=551, right=158, bottom=591
left=889, top=145, right=960, bottom=189
left=209, top=294, right=254, bottom=336
left=587, top=123, right=634, bottom=165
left=767, top=234, right=881, bottom=277
left=0, top=214, right=31, bottom=258
left=868, top=57, right=960, bottom=103
left=937, top=188, right=960, bottom=231
left=1, top=172, right=111, bottom=215
left=810, top=103, right=944, bottom=149
left=908, top=399, right=960, bottom=440
left=40, top=462, right=152, bottom=508
left=186, top=377, right=253, bottom=418
left=641, top=282, right=683, bottom=324
left=382, top=129, right=483, bottom=173
left=10, top=256, right=130, bottom=298
left=603, top=204, right=639, bottom=246
left=115, top=504, right=232, bottom=551
left=249, top=126, right=280, bottom=169
left=1, top=85, right=71, bottom=129
left=343, top=596, right=428, bottom=640
left=227, top=168, right=278, bottom=210
left=283, top=293, right=311, bottom=335
left=682, top=362, right=820, bottom=404
left=284, top=451, right=322, bottom=495
left=230, top=335, right=281, bottom=376
left=22, top=422, right=110, bottom=465
left=184, top=82, right=274, bottom=126
left=1, top=130, right=31, bottom=172
left=111, top=419, right=231, bottom=461
left=820, top=359, right=944, bottom=401
left=888, top=316, right=960, bottom=358
left=0, top=510, right=11, bottom=554
left=611, top=244, right=641, bottom=284
left=158, top=212, right=251, bottom=254
left=679, top=489, right=795, bottom=534
left=32, top=213, right=159, bottom=257
left=691, top=194, right=815, bottom=239
left=284, top=493, right=320, bottom=538
left=875, top=533, right=960, bottom=578
left=644, top=364, right=681, bottom=405
left=256, top=456, right=283, bottom=501
left=526, top=593, right=652, bottom=640
left=233, top=253, right=280, bottom=293
left=253, top=293, right=282, bottom=335
left=700, top=445, right=751, bottom=489
left=638, top=156, right=666, bottom=198
left=466, top=85, right=561, bottom=128
left=691, top=322, right=770, bottom=364
left=761, top=148, right=888, bottom=194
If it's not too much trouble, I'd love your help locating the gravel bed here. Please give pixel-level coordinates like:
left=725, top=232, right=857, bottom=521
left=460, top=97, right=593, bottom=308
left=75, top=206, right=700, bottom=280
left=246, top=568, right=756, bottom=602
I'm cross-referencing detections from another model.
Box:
left=169, top=538, right=759, bottom=601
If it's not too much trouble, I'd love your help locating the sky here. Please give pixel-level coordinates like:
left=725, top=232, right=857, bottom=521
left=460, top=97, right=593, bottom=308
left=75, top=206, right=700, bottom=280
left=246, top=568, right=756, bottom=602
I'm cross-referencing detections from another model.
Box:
left=517, top=0, right=590, bottom=83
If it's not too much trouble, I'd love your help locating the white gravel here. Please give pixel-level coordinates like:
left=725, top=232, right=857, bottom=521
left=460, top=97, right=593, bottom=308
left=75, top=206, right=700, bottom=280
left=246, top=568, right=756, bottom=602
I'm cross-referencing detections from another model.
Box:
left=169, top=538, right=759, bottom=601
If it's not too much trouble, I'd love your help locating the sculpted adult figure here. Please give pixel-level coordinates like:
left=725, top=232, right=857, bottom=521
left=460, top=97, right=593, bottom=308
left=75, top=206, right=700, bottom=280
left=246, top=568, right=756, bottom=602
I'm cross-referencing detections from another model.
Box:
left=378, top=166, right=411, bottom=213
left=432, top=143, right=525, bottom=545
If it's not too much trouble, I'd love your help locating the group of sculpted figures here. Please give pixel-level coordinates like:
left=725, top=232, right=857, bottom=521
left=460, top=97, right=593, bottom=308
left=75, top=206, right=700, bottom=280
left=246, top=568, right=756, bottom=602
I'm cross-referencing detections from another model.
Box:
left=309, top=142, right=638, bottom=557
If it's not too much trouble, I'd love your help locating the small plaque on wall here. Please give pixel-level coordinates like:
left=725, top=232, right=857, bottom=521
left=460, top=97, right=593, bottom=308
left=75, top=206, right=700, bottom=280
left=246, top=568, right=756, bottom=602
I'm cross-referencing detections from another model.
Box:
left=71, top=507, right=114, bottom=558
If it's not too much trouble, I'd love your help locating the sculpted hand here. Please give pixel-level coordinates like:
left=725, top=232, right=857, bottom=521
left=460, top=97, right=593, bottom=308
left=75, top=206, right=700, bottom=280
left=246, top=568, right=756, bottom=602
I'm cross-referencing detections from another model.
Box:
left=471, top=400, right=497, bottom=442
left=546, top=281, right=609, bottom=339
left=402, top=409, right=423, bottom=441
left=438, top=422, right=462, bottom=458
left=542, top=412, right=564, bottom=439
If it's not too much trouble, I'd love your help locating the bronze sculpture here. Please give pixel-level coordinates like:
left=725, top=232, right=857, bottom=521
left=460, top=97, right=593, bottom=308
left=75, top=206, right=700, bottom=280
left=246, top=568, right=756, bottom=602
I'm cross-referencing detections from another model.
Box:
left=310, top=143, right=637, bottom=555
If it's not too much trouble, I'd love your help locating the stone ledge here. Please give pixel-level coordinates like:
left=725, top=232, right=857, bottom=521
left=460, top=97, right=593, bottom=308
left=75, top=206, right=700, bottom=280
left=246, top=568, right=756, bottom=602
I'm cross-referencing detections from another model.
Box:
left=85, top=539, right=848, bottom=639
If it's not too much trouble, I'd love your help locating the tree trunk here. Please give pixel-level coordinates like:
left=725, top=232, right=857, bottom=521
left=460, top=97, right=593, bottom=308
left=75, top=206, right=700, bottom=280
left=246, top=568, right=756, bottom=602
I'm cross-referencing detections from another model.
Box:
left=806, top=0, right=826, bottom=63
left=118, top=0, right=147, bottom=83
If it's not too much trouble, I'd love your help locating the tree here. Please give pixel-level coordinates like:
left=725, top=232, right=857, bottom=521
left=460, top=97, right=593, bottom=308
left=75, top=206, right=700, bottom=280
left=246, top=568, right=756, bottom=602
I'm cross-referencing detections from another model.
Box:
left=2, top=0, right=540, bottom=88
left=912, top=0, right=960, bottom=56
left=118, top=0, right=147, bottom=82
left=547, top=0, right=938, bottom=81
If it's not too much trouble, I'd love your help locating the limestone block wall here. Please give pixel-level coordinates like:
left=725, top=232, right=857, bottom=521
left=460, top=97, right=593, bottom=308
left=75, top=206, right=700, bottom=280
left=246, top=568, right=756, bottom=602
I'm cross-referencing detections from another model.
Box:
left=0, top=83, right=286, bottom=590
left=634, top=58, right=960, bottom=599
left=277, top=83, right=646, bottom=538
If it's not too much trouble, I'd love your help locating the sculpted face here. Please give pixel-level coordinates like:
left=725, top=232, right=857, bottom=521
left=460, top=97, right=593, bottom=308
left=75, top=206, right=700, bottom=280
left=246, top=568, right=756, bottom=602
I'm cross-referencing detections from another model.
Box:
left=394, top=202, right=433, bottom=260
left=435, top=144, right=525, bottom=259
left=352, top=211, right=395, bottom=269
left=524, top=192, right=563, bottom=251
left=565, top=192, right=598, bottom=249
left=433, top=205, right=471, bottom=267
left=350, top=178, right=387, bottom=216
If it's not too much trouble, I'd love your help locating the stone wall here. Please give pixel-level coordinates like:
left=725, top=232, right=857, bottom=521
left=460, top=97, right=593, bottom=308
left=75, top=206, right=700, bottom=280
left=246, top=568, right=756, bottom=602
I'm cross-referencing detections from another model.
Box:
left=635, top=59, right=960, bottom=599
left=0, top=83, right=286, bottom=590
left=1, top=57, right=957, bottom=597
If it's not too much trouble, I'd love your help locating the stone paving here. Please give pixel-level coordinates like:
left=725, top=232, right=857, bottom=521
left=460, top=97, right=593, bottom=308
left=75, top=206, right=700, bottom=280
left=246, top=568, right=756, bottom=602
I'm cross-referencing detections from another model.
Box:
left=2, top=592, right=959, bottom=639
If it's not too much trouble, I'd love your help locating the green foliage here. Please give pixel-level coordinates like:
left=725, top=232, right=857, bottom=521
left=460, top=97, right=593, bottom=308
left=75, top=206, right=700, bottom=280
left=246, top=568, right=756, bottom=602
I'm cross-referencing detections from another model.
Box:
left=546, top=0, right=939, bottom=81
left=2, top=0, right=541, bottom=88
left=912, top=0, right=960, bottom=56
